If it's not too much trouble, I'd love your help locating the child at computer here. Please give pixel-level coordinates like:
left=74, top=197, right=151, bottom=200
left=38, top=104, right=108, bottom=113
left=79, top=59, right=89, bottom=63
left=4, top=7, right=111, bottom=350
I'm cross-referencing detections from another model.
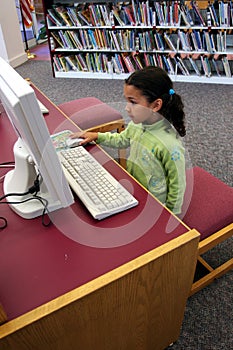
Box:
left=71, top=66, right=186, bottom=215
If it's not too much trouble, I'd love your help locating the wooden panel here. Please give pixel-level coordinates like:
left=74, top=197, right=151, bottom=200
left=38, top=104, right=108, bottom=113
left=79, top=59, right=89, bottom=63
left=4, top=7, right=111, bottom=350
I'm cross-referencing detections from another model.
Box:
left=0, top=230, right=199, bottom=350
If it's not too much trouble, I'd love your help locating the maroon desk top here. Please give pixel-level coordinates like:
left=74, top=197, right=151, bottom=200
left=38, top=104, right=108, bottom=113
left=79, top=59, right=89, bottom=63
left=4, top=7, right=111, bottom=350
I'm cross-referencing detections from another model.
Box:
left=0, top=86, right=188, bottom=321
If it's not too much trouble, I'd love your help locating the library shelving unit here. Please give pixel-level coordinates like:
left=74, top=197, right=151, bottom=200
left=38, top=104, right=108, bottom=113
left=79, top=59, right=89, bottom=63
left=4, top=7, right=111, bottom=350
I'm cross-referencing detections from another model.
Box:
left=42, top=0, right=233, bottom=84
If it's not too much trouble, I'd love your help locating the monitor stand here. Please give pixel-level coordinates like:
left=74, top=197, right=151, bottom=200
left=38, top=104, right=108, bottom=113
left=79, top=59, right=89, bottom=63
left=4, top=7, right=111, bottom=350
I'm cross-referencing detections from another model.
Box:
left=3, top=138, right=62, bottom=219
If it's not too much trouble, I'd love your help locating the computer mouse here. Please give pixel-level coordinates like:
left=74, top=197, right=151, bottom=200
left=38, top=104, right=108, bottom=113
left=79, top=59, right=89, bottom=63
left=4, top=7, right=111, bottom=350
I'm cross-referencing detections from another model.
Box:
left=66, top=137, right=84, bottom=148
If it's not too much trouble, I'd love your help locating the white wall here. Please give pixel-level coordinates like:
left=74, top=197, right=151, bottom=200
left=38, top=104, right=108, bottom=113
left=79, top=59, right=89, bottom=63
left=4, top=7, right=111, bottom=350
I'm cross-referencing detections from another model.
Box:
left=0, top=0, right=27, bottom=67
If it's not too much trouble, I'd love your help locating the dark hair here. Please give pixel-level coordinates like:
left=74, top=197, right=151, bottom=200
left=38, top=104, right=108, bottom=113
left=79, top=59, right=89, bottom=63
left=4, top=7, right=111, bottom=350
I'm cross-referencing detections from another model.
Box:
left=125, top=66, right=186, bottom=137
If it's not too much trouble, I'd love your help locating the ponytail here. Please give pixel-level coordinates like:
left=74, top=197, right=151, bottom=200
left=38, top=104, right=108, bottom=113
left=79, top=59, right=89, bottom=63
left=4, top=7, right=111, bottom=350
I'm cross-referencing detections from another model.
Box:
left=160, top=92, right=186, bottom=137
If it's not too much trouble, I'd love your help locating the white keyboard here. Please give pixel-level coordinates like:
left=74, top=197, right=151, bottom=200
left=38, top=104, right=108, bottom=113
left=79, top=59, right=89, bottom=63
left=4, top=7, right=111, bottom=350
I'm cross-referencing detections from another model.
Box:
left=58, top=146, right=138, bottom=220
left=37, top=99, right=49, bottom=114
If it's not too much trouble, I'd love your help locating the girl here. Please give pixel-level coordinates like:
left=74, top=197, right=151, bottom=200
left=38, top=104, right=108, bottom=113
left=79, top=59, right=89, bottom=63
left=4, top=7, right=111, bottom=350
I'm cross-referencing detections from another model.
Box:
left=71, top=66, right=186, bottom=215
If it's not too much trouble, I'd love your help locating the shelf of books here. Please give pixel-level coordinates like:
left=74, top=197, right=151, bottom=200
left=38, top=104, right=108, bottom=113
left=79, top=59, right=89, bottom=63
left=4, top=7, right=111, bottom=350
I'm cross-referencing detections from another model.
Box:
left=43, top=0, right=233, bottom=84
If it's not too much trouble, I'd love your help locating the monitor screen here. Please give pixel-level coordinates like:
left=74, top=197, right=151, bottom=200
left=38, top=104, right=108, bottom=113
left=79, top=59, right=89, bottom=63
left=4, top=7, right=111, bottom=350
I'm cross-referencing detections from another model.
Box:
left=0, top=57, right=74, bottom=219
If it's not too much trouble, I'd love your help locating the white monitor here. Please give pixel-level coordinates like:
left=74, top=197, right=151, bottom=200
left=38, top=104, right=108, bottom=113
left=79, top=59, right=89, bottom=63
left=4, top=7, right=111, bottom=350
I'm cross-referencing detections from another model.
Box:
left=0, top=57, right=74, bottom=219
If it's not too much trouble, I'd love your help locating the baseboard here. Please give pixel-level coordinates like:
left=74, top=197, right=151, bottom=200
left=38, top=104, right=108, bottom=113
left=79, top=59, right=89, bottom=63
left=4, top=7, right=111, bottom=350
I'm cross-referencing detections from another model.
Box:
left=9, top=52, right=28, bottom=68
left=24, top=38, right=37, bottom=49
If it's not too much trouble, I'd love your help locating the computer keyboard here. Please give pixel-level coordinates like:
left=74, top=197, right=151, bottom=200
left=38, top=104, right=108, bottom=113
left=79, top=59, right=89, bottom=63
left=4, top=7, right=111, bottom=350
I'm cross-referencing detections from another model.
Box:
left=37, top=99, right=49, bottom=114
left=58, top=146, right=139, bottom=220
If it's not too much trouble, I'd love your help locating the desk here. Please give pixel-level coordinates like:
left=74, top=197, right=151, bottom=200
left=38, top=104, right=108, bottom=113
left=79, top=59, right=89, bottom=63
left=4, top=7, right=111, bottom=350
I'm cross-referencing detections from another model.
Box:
left=0, top=84, right=199, bottom=350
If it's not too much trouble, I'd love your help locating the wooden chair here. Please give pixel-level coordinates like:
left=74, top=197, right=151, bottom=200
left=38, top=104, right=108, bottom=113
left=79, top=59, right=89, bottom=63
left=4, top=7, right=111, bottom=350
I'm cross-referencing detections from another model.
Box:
left=181, top=166, right=233, bottom=295
left=58, top=97, right=126, bottom=168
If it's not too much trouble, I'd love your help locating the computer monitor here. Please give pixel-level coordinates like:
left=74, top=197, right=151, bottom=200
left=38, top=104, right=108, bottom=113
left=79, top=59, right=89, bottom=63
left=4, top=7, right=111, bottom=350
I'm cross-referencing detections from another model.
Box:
left=0, top=57, right=74, bottom=219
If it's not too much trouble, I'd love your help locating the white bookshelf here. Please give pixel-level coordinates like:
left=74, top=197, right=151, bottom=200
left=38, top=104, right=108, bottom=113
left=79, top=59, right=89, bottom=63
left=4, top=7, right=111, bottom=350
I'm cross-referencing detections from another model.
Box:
left=43, top=0, right=233, bottom=84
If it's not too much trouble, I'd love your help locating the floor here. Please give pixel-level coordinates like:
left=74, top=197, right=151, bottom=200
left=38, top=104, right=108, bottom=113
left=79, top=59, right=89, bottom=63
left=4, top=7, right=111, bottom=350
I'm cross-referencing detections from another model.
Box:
left=29, top=41, right=50, bottom=61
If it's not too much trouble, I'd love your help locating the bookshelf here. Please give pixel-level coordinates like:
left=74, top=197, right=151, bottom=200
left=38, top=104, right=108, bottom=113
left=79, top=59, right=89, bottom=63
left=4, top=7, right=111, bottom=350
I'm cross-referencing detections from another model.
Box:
left=42, top=0, right=233, bottom=84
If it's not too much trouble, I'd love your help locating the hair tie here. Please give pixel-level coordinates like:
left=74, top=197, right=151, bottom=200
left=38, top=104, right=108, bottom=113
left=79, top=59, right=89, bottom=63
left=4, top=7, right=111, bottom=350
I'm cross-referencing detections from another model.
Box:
left=169, top=89, right=175, bottom=95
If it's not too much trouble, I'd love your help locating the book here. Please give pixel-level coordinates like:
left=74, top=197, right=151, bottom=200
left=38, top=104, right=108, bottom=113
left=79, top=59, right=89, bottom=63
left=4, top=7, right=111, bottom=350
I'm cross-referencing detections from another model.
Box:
left=154, top=32, right=164, bottom=51
left=179, top=3, right=194, bottom=26
left=88, top=29, right=98, bottom=49
left=166, top=56, right=175, bottom=75
left=111, top=7, right=125, bottom=26
left=191, top=30, right=203, bottom=51
left=190, top=1, right=205, bottom=26
left=47, top=9, right=64, bottom=26
left=211, top=58, right=221, bottom=77
left=63, top=31, right=75, bottom=49
left=163, top=32, right=176, bottom=51
left=173, top=56, right=189, bottom=75
left=67, top=7, right=82, bottom=26
left=132, top=52, right=143, bottom=69
left=123, top=5, right=136, bottom=25
left=101, top=29, right=111, bottom=49
left=64, top=56, right=78, bottom=71
left=112, top=54, right=124, bottom=74
left=59, top=55, right=69, bottom=72
left=208, top=3, right=219, bottom=27
left=178, top=30, right=191, bottom=52
left=54, top=6, right=73, bottom=26
left=177, top=56, right=190, bottom=75
left=203, top=32, right=216, bottom=53
left=200, top=55, right=211, bottom=77
left=50, top=31, right=63, bottom=48
left=94, top=29, right=104, bottom=49
left=99, top=4, right=111, bottom=26
left=109, top=31, right=121, bottom=51
left=57, top=30, right=69, bottom=49
left=154, top=1, right=165, bottom=25
left=53, top=55, right=64, bottom=72
left=68, top=31, right=83, bottom=50
left=132, top=0, right=139, bottom=25
left=222, top=56, right=232, bottom=77
left=77, top=10, right=92, bottom=26
left=75, top=54, right=88, bottom=71
left=219, top=1, right=230, bottom=26
left=188, top=56, right=201, bottom=76
left=47, top=14, right=60, bottom=27
left=121, top=54, right=135, bottom=73
left=88, top=4, right=100, bottom=26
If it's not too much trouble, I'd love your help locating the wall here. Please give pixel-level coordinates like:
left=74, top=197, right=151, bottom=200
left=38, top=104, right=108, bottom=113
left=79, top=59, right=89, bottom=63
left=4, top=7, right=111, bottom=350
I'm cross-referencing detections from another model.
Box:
left=0, top=0, right=27, bottom=67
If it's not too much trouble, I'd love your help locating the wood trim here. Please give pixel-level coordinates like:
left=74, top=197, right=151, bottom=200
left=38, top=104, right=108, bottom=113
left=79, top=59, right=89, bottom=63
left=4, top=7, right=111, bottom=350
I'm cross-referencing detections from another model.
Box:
left=85, top=119, right=125, bottom=133
left=197, top=256, right=213, bottom=272
left=190, top=258, right=233, bottom=296
left=198, top=223, right=233, bottom=255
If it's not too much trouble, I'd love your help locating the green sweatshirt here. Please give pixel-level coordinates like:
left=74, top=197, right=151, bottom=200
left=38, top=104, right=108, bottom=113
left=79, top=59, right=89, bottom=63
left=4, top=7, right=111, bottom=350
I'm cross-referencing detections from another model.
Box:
left=97, top=119, right=186, bottom=214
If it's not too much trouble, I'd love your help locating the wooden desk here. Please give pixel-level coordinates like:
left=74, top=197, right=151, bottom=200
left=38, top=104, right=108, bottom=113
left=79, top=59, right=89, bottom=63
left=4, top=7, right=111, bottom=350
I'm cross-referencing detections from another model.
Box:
left=0, top=85, right=199, bottom=350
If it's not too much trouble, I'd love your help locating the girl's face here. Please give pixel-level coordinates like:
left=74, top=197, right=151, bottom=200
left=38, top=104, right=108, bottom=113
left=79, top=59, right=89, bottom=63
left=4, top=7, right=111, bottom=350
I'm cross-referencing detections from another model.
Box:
left=124, top=84, right=162, bottom=125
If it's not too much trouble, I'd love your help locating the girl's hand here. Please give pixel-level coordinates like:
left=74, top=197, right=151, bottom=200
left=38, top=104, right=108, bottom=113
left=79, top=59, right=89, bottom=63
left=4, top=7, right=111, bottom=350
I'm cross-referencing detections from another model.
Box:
left=70, top=131, right=98, bottom=145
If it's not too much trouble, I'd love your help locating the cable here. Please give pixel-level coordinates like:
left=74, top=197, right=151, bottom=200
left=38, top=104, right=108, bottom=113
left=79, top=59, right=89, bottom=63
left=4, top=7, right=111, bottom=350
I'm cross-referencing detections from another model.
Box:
left=0, top=174, right=41, bottom=201
left=0, top=174, right=51, bottom=227
left=32, top=194, right=51, bottom=227
left=0, top=196, right=51, bottom=227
